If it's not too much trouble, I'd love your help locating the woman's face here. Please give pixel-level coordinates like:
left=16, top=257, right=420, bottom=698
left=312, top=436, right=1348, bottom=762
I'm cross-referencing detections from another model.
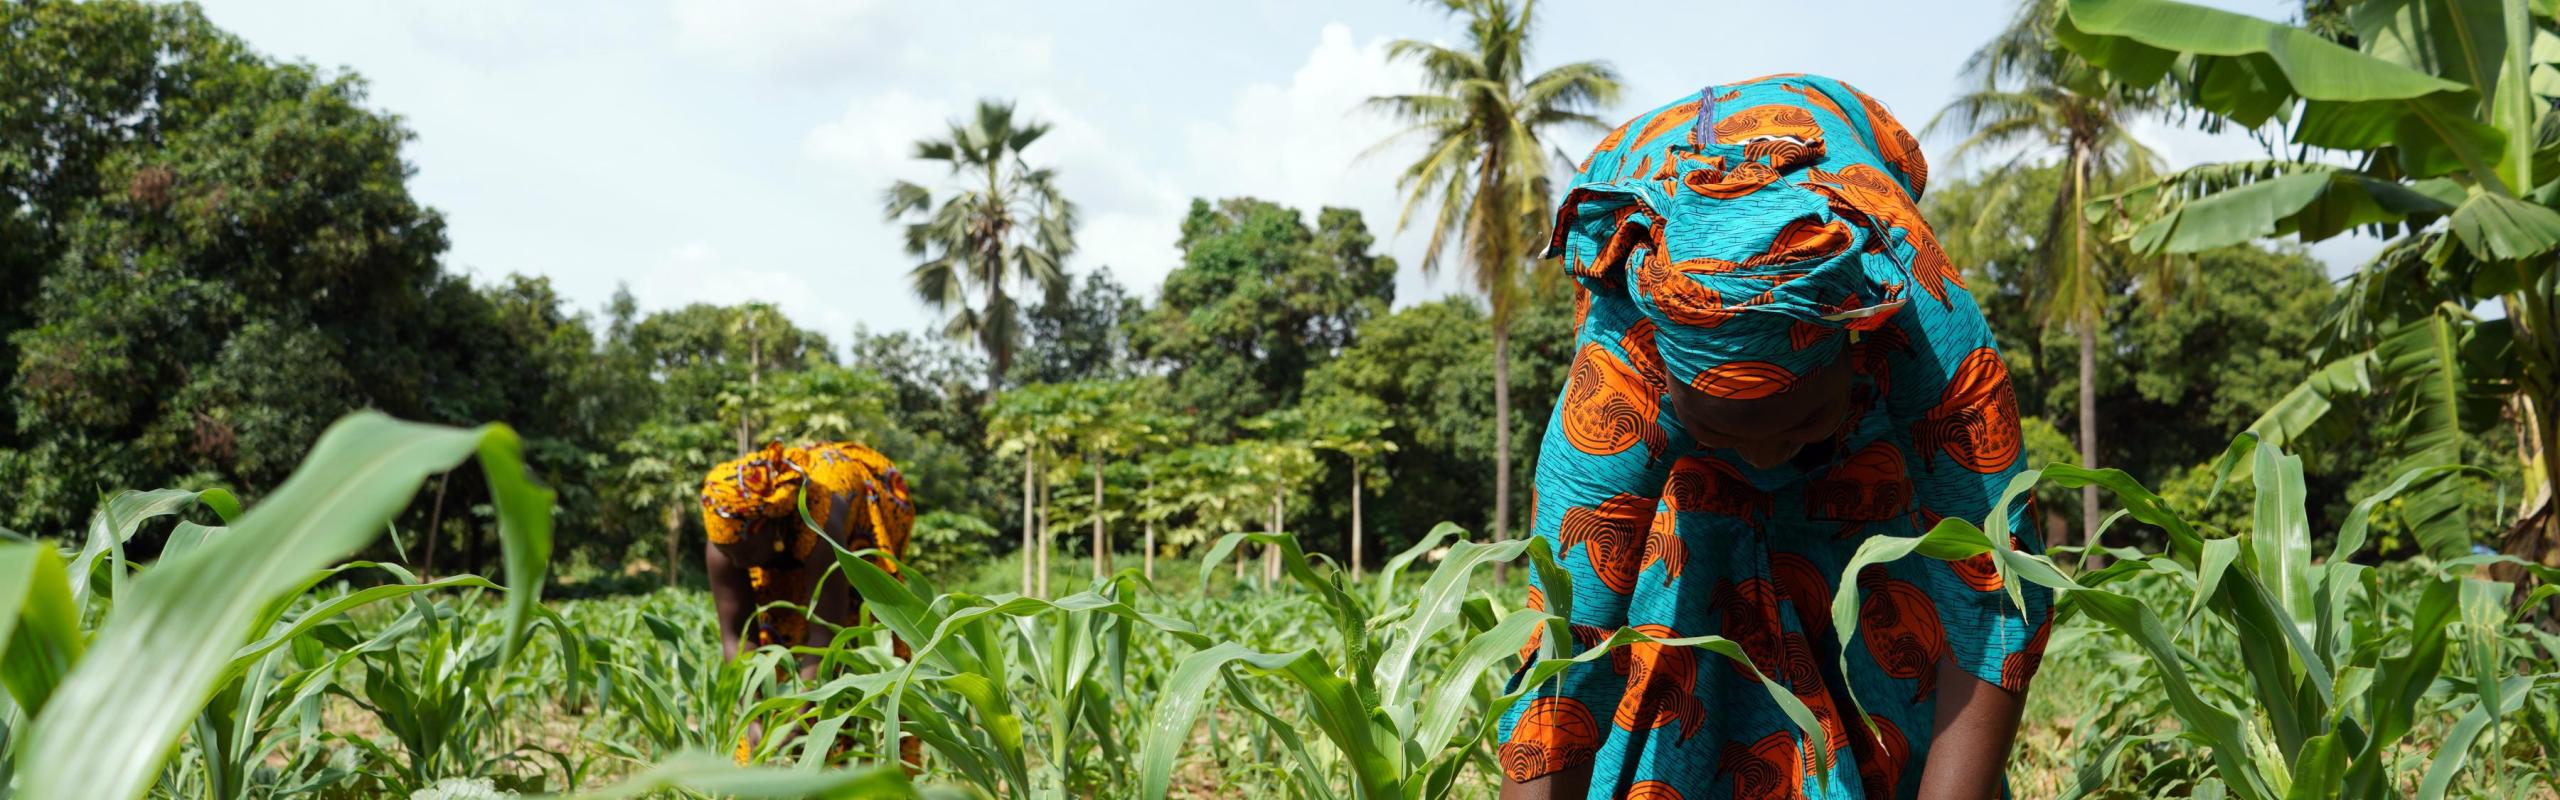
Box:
left=1663, top=355, right=1857, bottom=469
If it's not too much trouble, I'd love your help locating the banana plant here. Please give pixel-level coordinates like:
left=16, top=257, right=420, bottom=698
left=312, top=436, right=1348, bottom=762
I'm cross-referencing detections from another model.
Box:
left=1834, top=434, right=2560, bottom=800
left=2058, top=0, right=2560, bottom=557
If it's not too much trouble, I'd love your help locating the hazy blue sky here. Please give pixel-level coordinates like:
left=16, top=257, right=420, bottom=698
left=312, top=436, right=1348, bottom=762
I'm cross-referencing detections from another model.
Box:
left=191, top=0, right=2355, bottom=345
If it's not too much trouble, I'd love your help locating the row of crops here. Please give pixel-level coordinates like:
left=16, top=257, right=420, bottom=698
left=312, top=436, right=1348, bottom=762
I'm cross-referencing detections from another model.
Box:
left=3, top=414, right=2557, bottom=798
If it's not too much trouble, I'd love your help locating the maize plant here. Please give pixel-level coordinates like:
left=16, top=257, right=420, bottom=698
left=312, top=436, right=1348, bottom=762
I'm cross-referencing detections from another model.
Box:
left=0, top=413, right=915, bottom=800
left=1135, top=523, right=1823, bottom=800
left=1835, top=434, right=2560, bottom=800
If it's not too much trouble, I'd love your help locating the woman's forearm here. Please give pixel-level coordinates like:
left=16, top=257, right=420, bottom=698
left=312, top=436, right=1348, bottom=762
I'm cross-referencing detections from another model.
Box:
left=1917, top=653, right=2026, bottom=800
left=706, top=542, right=753, bottom=661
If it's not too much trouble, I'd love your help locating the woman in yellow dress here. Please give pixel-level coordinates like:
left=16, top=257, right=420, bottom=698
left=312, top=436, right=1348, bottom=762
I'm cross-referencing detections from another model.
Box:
left=699, top=440, right=920, bottom=766
left=699, top=440, right=915, bottom=667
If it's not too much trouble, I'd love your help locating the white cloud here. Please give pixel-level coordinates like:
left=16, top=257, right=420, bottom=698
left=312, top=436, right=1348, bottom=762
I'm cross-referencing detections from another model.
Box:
left=1178, top=23, right=1449, bottom=304
left=669, top=0, right=893, bottom=73
left=802, top=89, right=958, bottom=178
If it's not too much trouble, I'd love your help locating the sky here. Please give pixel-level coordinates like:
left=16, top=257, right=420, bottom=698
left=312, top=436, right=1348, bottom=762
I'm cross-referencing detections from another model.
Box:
left=189, top=0, right=2367, bottom=348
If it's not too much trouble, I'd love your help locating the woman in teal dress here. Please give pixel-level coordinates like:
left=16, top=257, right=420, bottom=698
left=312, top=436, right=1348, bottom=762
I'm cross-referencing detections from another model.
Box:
left=1497, top=74, right=2053, bottom=800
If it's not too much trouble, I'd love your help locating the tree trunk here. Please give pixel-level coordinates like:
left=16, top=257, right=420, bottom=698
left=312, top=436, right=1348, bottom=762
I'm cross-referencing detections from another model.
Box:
left=1492, top=323, right=1514, bottom=586
left=1037, top=468, right=1052, bottom=599
left=664, top=503, right=682, bottom=587
left=2077, top=320, right=2101, bottom=555
left=423, top=471, right=448, bottom=577
left=1351, top=468, right=1365, bottom=581
left=1021, top=453, right=1036, bottom=596
left=739, top=313, right=761, bottom=456
left=1092, top=458, right=1108, bottom=581
left=1265, top=488, right=1283, bottom=589
left=986, top=279, right=1010, bottom=400
left=2071, top=148, right=2102, bottom=566
left=1143, top=517, right=1156, bottom=583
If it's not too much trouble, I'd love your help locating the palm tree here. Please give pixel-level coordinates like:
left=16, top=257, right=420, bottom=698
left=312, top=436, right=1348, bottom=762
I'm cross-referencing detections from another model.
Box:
left=883, top=100, right=1076, bottom=397
left=1369, top=0, right=1618, bottom=576
left=1929, top=0, right=2165, bottom=551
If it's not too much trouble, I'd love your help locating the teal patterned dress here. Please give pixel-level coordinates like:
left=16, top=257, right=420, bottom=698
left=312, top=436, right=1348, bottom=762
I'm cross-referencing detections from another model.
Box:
left=1496, top=74, right=2054, bottom=800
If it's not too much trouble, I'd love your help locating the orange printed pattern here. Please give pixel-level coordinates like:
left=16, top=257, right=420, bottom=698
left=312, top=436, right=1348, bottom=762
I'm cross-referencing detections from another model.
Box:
left=1502, top=697, right=1604, bottom=782
left=1562, top=344, right=1668, bottom=457
left=1858, top=570, right=1948, bottom=702
left=1613, top=624, right=1707, bottom=739
left=1916, top=348, right=2024, bottom=473
left=1561, top=494, right=1657, bottom=594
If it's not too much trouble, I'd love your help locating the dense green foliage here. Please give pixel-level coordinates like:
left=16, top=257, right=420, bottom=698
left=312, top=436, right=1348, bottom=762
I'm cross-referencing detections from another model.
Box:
left=6, top=0, right=2560, bottom=796
left=4, top=421, right=2552, bottom=798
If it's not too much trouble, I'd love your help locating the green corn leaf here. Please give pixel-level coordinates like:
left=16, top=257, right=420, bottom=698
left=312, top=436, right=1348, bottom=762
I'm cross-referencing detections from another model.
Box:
left=68, top=488, right=241, bottom=605
left=17, top=412, right=553, bottom=800
left=1377, top=536, right=1530, bottom=711
left=2248, top=441, right=2314, bottom=627
left=2191, top=537, right=2240, bottom=625
left=1373, top=521, right=1466, bottom=612
left=1409, top=607, right=1546, bottom=755
left=0, top=542, right=83, bottom=718
left=2341, top=574, right=2462, bottom=796
left=2417, top=675, right=2541, bottom=800
left=1139, top=642, right=1392, bottom=800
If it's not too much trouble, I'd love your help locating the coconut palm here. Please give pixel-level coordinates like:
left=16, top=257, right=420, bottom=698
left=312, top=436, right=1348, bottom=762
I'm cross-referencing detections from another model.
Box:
left=883, top=100, right=1076, bottom=397
left=1929, top=0, right=2166, bottom=549
left=1368, top=0, right=1619, bottom=573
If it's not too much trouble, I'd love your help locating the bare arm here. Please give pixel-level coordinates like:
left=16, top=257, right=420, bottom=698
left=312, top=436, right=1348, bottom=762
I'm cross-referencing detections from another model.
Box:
left=798, top=565, right=850, bottom=680
left=706, top=540, right=754, bottom=662
left=1917, top=653, right=2027, bottom=800
left=1499, top=765, right=1592, bottom=800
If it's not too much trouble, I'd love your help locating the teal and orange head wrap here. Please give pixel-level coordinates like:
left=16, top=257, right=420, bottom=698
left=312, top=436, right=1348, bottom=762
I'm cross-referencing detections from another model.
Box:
left=1547, top=73, right=1959, bottom=399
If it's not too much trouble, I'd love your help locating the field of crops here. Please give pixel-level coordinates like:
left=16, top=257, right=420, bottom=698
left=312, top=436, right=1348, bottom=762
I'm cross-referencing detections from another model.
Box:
left=1, top=414, right=2554, bottom=800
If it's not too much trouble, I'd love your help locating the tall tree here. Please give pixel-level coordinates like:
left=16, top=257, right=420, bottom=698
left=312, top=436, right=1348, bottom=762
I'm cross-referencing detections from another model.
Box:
left=1930, top=0, right=2165, bottom=548
left=1368, top=0, right=1619, bottom=570
left=1010, top=268, right=1138, bottom=386
left=1127, top=200, right=1395, bottom=436
left=883, top=100, right=1077, bottom=397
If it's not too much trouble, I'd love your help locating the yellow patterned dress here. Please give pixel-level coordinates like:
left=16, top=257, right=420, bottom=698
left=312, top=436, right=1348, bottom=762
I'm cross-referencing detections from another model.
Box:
left=699, top=441, right=915, bottom=649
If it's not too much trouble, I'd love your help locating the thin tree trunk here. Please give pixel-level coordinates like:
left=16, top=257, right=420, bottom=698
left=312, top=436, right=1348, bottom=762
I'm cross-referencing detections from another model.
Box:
left=1143, top=516, right=1156, bottom=583
left=739, top=313, right=761, bottom=456
left=424, top=471, right=448, bottom=577
left=1265, top=488, right=1283, bottom=588
left=2077, top=321, right=2100, bottom=553
left=1021, top=453, right=1036, bottom=596
left=1492, top=323, right=1514, bottom=586
left=986, top=276, right=1009, bottom=400
left=1037, top=468, right=1052, bottom=599
left=1351, top=468, right=1365, bottom=581
left=664, top=503, right=682, bottom=588
left=1092, top=458, right=1108, bottom=581
left=2072, top=150, right=2100, bottom=560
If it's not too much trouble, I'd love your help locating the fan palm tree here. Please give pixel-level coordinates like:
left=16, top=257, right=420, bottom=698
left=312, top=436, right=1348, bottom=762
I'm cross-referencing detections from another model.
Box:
left=1368, top=0, right=1619, bottom=571
left=883, top=100, right=1076, bottom=397
left=1929, top=0, right=2166, bottom=550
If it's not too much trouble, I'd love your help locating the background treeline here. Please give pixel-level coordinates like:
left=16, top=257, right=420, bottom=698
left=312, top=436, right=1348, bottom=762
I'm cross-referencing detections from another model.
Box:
left=0, top=0, right=2503, bottom=588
